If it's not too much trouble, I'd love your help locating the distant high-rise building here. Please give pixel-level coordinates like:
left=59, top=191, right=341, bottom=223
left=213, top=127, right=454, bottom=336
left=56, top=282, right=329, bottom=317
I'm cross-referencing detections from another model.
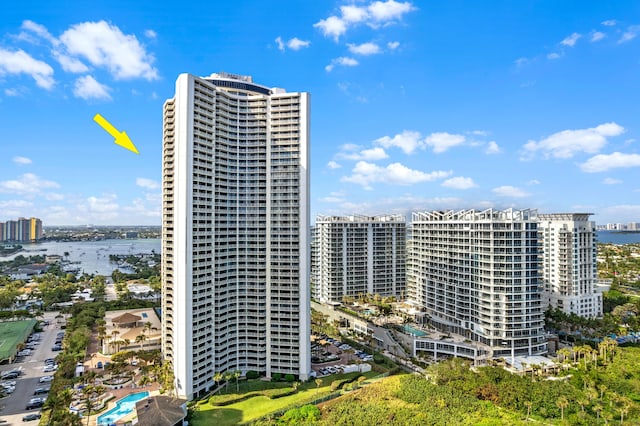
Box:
left=161, top=72, right=310, bottom=400
left=407, top=209, right=547, bottom=359
left=538, top=213, right=602, bottom=318
left=312, top=215, right=406, bottom=303
left=0, top=217, right=42, bottom=242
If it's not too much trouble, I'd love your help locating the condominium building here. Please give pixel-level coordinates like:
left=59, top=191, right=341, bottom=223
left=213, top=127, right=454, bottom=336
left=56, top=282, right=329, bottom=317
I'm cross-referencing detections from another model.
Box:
left=538, top=213, right=602, bottom=318
left=161, top=72, right=311, bottom=400
left=0, top=217, right=42, bottom=242
left=407, top=209, right=547, bottom=359
left=312, top=215, right=406, bottom=303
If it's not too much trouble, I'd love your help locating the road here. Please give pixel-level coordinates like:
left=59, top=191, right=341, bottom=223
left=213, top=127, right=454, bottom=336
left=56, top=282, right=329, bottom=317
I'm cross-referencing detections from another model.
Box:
left=0, top=311, right=64, bottom=425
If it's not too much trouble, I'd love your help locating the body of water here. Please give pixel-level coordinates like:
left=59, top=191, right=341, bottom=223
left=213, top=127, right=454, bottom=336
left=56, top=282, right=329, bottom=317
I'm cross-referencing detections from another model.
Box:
left=0, top=238, right=160, bottom=276
left=597, top=231, right=640, bottom=245
left=97, top=391, right=150, bottom=425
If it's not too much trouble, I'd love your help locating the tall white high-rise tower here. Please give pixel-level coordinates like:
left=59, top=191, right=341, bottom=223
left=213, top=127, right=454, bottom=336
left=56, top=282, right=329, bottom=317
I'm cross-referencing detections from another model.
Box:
left=538, top=213, right=602, bottom=318
left=161, top=72, right=310, bottom=400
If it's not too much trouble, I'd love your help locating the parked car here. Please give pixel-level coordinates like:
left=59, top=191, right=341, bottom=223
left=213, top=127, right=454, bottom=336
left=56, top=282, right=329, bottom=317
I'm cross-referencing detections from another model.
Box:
left=43, top=365, right=57, bottom=373
left=22, top=413, right=41, bottom=421
left=51, top=345, right=62, bottom=351
left=39, top=376, right=53, bottom=383
left=33, top=387, right=49, bottom=395
left=25, top=401, right=43, bottom=410
left=1, top=372, right=19, bottom=380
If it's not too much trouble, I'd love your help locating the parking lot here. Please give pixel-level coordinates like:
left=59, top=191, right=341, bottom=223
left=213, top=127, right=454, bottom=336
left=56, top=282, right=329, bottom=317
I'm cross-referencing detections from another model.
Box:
left=0, top=311, right=63, bottom=424
left=311, top=333, right=374, bottom=377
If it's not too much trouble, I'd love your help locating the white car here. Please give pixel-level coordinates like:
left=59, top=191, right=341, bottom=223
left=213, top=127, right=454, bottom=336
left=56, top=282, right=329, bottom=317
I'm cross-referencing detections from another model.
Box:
left=43, top=365, right=57, bottom=373
left=39, top=376, right=53, bottom=383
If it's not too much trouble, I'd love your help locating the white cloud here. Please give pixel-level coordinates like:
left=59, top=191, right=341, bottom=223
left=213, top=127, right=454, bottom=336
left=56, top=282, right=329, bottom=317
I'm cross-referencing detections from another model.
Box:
left=275, top=36, right=285, bottom=51
left=522, top=122, right=625, bottom=159
left=602, top=177, right=622, bottom=185
left=492, top=185, right=530, bottom=198
left=591, top=31, right=606, bottom=42
left=561, top=32, right=581, bottom=47
left=424, top=132, right=466, bottom=153
left=348, top=42, right=381, bottom=55
left=122, top=197, right=161, bottom=218
left=341, top=147, right=388, bottom=161
left=368, top=0, right=416, bottom=24
left=375, top=130, right=422, bottom=154
left=342, top=161, right=451, bottom=189
left=76, top=194, right=120, bottom=222
left=73, top=75, right=111, bottom=100
left=53, top=51, right=89, bottom=73
left=325, top=56, right=359, bottom=72
left=547, top=52, right=562, bottom=60
left=0, top=48, right=55, bottom=89
left=601, top=20, right=617, bottom=26
left=44, top=192, right=64, bottom=201
left=485, top=141, right=501, bottom=154
left=618, top=25, right=640, bottom=43
left=21, top=20, right=58, bottom=45
left=514, top=57, right=530, bottom=67
left=0, top=199, right=33, bottom=217
left=12, top=156, right=32, bottom=165
left=0, top=173, right=59, bottom=195
left=387, top=41, right=400, bottom=50
left=527, top=179, right=541, bottom=185
left=287, top=37, right=310, bottom=50
left=320, top=191, right=347, bottom=203
left=4, top=88, right=19, bottom=96
left=60, top=20, right=158, bottom=80
left=580, top=152, right=640, bottom=173
left=340, top=5, right=369, bottom=23
left=144, top=29, right=157, bottom=39
left=314, top=16, right=348, bottom=41
left=315, top=1, right=416, bottom=40
left=442, top=177, right=477, bottom=190
left=327, top=160, right=342, bottom=169
left=136, top=177, right=161, bottom=190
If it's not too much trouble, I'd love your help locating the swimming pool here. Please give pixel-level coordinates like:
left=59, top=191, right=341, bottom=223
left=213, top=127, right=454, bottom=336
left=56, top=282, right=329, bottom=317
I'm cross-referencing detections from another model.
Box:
left=96, top=391, right=149, bottom=425
left=403, top=324, right=427, bottom=337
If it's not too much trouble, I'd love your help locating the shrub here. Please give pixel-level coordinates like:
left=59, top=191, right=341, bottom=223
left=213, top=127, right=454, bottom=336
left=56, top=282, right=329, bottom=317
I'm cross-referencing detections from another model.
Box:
left=246, top=370, right=259, bottom=380
left=272, top=373, right=282, bottom=382
left=373, top=353, right=385, bottom=364
left=263, top=387, right=296, bottom=399
left=284, top=374, right=295, bottom=382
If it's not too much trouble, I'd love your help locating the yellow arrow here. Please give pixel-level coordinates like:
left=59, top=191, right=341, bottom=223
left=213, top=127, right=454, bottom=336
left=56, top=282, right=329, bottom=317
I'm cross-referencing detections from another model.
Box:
left=93, top=113, right=139, bottom=154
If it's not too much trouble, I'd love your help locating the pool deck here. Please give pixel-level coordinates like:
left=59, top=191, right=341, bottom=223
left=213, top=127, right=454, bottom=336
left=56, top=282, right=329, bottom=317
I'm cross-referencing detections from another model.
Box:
left=88, top=387, right=160, bottom=426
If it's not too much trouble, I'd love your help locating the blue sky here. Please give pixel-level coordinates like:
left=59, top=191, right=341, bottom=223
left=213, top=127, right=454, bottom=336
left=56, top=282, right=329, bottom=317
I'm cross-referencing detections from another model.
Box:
left=1, top=1, right=639, bottom=226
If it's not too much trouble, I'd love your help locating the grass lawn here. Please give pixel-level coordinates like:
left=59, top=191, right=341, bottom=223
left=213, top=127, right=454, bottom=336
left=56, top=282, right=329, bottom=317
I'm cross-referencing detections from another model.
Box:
left=190, top=371, right=379, bottom=426
left=0, top=319, right=36, bottom=361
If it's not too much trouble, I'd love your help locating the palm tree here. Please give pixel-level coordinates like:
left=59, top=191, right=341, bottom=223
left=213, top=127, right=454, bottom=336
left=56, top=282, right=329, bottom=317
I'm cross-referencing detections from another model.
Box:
left=136, top=333, right=147, bottom=349
left=556, top=396, right=569, bottom=421
left=357, top=376, right=366, bottom=388
left=234, top=370, right=241, bottom=393
left=592, top=402, right=603, bottom=423
left=315, top=378, right=323, bottom=395
left=524, top=400, right=533, bottom=421
left=214, top=371, right=223, bottom=392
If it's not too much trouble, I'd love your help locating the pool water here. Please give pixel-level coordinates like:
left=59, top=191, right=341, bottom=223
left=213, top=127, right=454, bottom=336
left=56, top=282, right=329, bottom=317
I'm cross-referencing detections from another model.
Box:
left=96, top=391, right=150, bottom=425
left=403, top=324, right=427, bottom=337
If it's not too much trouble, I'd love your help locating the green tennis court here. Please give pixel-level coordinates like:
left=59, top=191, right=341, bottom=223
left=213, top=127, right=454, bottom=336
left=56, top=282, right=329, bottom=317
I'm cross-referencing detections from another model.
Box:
left=0, top=319, right=37, bottom=362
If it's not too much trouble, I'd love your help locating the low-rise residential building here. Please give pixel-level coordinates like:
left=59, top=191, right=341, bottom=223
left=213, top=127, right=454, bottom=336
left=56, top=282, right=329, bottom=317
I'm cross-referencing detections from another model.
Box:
left=102, top=308, right=161, bottom=355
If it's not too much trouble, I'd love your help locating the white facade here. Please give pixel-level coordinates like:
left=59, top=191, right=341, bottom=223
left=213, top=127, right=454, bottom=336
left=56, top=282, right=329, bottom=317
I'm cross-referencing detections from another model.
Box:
left=162, top=72, right=310, bottom=400
left=538, top=213, right=602, bottom=318
left=407, top=209, right=547, bottom=359
left=312, top=215, right=406, bottom=303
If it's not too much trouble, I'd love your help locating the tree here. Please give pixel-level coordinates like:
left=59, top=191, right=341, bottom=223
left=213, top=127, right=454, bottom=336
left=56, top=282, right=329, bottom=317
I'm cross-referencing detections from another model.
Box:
left=357, top=375, right=367, bottom=388
left=214, top=371, right=223, bottom=392
left=234, top=370, right=241, bottom=393
left=315, top=378, right=323, bottom=395
left=556, top=396, right=569, bottom=421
